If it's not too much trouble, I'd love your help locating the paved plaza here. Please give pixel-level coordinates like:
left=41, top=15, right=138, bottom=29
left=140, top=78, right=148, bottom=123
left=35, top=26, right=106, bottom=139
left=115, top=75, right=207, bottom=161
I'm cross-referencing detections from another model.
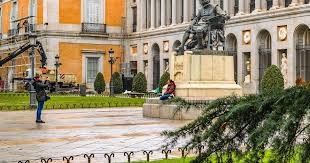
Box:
left=0, top=108, right=188, bottom=163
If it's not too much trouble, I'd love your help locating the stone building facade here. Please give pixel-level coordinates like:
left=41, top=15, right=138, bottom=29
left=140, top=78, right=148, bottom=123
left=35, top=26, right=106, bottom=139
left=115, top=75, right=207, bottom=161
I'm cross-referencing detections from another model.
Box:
left=0, top=0, right=124, bottom=91
left=125, top=0, right=310, bottom=93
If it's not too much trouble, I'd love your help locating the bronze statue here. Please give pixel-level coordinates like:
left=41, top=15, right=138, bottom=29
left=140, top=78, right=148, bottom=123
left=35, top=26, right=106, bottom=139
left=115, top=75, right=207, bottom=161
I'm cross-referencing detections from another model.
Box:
left=176, top=0, right=230, bottom=55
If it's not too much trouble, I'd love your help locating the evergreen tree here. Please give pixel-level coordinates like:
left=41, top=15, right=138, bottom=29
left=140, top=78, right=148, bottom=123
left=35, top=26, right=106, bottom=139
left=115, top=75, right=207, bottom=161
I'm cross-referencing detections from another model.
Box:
left=164, top=86, right=310, bottom=163
left=94, top=72, right=105, bottom=94
left=132, top=72, right=147, bottom=93
left=261, top=65, right=284, bottom=94
left=112, top=72, right=123, bottom=94
left=158, top=72, right=170, bottom=92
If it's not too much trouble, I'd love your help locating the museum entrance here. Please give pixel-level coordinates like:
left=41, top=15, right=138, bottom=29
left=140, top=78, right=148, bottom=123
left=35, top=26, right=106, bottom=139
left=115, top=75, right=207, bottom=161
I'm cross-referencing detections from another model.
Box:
left=295, top=25, right=310, bottom=82
left=152, top=43, right=160, bottom=89
left=258, top=30, right=272, bottom=88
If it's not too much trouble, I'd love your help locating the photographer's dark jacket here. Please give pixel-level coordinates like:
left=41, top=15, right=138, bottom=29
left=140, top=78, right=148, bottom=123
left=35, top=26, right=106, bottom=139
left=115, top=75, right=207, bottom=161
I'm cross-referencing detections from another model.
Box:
left=31, top=79, right=49, bottom=102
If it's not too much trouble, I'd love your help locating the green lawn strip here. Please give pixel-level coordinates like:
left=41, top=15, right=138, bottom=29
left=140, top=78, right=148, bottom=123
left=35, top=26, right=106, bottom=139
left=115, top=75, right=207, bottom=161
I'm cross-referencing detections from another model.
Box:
left=0, top=95, right=145, bottom=111
left=133, top=148, right=307, bottom=163
left=133, top=157, right=195, bottom=163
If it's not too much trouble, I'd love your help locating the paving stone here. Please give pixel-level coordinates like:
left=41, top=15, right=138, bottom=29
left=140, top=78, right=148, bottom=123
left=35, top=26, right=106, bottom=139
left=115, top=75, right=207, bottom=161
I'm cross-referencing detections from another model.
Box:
left=0, top=108, right=188, bottom=162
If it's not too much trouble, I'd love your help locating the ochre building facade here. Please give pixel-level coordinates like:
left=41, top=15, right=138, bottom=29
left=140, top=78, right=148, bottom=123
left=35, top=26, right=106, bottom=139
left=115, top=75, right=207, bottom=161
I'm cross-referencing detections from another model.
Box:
left=0, top=0, right=124, bottom=91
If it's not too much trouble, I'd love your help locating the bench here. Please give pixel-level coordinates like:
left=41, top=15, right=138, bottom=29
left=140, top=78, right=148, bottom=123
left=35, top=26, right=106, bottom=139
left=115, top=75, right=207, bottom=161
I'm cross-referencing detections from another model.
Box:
left=127, top=92, right=145, bottom=98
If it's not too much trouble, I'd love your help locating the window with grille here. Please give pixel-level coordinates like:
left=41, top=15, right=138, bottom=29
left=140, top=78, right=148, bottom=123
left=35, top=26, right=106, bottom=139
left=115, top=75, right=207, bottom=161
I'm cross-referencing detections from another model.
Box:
left=86, top=57, right=99, bottom=83
left=266, top=0, right=273, bottom=10
left=29, top=0, right=36, bottom=24
left=132, top=6, right=137, bottom=32
left=86, top=0, right=101, bottom=23
left=10, top=1, right=18, bottom=29
left=250, top=0, right=255, bottom=13
left=220, top=0, right=223, bottom=9
left=234, top=0, right=239, bottom=15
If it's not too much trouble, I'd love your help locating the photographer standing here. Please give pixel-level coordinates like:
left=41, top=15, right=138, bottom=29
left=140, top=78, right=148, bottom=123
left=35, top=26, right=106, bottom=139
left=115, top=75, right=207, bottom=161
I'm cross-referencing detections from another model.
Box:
left=31, top=74, right=50, bottom=123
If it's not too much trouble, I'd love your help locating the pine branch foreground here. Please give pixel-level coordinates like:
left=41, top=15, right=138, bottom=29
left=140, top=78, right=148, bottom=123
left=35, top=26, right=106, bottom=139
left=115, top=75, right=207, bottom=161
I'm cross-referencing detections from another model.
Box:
left=163, top=86, right=310, bottom=163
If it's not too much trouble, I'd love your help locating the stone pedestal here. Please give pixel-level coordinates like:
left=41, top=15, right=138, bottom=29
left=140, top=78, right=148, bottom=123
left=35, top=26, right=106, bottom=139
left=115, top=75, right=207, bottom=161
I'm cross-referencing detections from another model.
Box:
left=170, top=50, right=242, bottom=99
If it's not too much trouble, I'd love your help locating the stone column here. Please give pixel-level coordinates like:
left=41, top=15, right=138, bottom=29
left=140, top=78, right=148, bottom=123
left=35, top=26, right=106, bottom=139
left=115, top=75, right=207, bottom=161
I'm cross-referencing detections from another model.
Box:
left=271, top=0, right=280, bottom=9
left=237, top=0, right=245, bottom=15
left=160, top=0, right=166, bottom=27
left=156, top=0, right=161, bottom=27
left=150, top=0, right=155, bottom=29
left=140, top=0, right=147, bottom=30
left=172, top=0, right=177, bottom=25
left=183, top=0, right=190, bottom=22
left=290, top=0, right=299, bottom=6
left=224, top=0, right=229, bottom=13
left=253, top=0, right=262, bottom=12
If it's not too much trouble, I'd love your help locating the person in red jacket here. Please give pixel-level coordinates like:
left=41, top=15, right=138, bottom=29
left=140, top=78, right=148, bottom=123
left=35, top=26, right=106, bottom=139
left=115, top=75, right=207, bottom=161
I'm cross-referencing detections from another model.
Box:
left=160, top=79, right=176, bottom=100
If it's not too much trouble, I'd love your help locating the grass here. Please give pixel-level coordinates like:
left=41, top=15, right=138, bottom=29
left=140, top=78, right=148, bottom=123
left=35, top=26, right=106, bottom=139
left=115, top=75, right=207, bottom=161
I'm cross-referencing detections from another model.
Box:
left=133, top=157, right=195, bottom=163
left=132, top=148, right=309, bottom=163
left=0, top=94, right=145, bottom=111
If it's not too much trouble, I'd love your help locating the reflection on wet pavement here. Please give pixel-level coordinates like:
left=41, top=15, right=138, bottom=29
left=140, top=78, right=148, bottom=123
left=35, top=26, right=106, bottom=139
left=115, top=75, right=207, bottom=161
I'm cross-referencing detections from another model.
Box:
left=0, top=108, right=188, bottom=163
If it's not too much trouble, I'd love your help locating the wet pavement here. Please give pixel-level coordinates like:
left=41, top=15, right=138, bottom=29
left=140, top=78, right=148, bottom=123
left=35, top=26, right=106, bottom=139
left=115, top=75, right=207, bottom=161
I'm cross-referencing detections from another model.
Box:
left=0, top=108, right=188, bottom=163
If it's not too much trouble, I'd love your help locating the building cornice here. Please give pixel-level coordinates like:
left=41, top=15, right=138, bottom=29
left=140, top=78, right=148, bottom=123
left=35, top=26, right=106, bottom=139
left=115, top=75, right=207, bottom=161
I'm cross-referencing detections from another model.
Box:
left=127, top=23, right=189, bottom=39
left=226, top=5, right=310, bottom=26
left=0, top=31, right=123, bottom=46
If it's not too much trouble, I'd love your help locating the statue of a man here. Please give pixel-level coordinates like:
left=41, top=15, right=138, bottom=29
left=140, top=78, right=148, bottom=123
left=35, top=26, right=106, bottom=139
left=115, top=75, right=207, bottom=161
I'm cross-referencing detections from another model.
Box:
left=176, top=0, right=230, bottom=55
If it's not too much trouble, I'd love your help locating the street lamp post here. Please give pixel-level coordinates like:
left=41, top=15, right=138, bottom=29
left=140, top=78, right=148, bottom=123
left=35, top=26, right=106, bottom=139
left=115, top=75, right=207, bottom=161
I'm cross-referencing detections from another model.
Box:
left=108, top=48, right=116, bottom=97
left=54, top=55, right=62, bottom=92
left=29, top=33, right=37, bottom=108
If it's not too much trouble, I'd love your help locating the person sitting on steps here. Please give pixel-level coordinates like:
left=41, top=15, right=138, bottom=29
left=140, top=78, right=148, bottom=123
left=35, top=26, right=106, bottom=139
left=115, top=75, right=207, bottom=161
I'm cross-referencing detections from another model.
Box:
left=160, top=79, right=176, bottom=100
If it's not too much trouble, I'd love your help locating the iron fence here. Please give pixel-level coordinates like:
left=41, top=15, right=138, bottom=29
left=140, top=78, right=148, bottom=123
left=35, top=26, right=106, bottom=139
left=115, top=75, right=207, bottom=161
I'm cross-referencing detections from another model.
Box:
left=16, top=145, right=205, bottom=163
left=82, top=23, right=107, bottom=34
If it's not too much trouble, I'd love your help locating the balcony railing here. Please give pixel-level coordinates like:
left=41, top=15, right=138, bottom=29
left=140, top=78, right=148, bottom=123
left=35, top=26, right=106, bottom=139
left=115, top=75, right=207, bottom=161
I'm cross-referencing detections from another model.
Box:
left=82, top=23, right=107, bottom=34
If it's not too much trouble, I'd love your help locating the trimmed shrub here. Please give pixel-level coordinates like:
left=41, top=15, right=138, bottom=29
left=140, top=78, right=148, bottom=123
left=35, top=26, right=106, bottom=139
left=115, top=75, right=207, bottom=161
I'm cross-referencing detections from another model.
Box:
left=132, top=72, right=147, bottom=93
left=112, top=72, right=123, bottom=94
left=94, top=72, right=105, bottom=94
left=158, top=72, right=170, bottom=92
left=261, top=65, right=284, bottom=94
